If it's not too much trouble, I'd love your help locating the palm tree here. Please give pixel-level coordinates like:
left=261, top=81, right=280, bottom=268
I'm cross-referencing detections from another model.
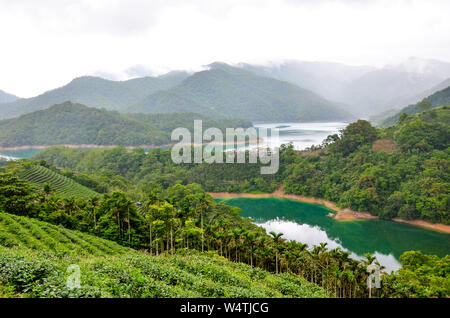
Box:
left=88, top=196, right=100, bottom=231
left=269, top=232, right=283, bottom=273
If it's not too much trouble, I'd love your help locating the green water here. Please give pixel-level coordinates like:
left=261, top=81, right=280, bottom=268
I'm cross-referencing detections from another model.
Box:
left=0, top=148, right=43, bottom=159
left=216, top=197, right=450, bottom=272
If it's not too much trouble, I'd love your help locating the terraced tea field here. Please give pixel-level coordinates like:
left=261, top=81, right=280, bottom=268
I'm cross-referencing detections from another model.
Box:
left=0, top=212, right=328, bottom=298
left=0, top=213, right=128, bottom=256
left=17, top=164, right=98, bottom=198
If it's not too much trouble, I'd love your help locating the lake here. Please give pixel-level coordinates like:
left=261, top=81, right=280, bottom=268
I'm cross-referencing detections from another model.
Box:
left=0, top=122, right=347, bottom=160
left=216, top=197, right=450, bottom=273
left=253, top=122, right=347, bottom=150
left=0, top=148, right=43, bottom=160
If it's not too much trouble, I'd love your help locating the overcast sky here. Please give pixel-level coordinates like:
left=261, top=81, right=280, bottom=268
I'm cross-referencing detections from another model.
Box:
left=1, top=0, right=450, bottom=97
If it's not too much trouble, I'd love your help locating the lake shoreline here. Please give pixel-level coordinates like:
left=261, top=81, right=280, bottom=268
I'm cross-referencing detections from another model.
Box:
left=0, top=139, right=263, bottom=152
left=209, top=190, right=450, bottom=234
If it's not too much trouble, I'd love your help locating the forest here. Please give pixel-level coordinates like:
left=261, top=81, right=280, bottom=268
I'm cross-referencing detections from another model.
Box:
left=0, top=167, right=448, bottom=298
left=33, top=106, right=450, bottom=224
left=0, top=102, right=251, bottom=147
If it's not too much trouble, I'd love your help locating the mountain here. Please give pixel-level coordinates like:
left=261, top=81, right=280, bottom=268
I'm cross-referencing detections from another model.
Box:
left=0, top=72, right=189, bottom=119
left=0, top=89, right=19, bottom=103
left=241, top=58, right=450, bottom=117
left=128, top=62, right=354, bottom=122
left=0, top=102, right=251, bottom=147
left=380, top=85, right=450, bottom=127
left=240, top=60, right=375, bottom=105
left=370, top=78, right=450, bottom=124
left=339, top=57, right=450, bottom=116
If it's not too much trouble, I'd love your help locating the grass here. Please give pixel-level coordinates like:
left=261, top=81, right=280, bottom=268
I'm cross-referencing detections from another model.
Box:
left=0, top=212, right=328, bottom=298
left=17, top=164, right=98, bottom=198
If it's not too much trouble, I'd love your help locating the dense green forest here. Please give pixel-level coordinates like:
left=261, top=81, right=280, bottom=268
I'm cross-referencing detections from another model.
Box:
left=33, top=106, right=450, bottom=224
left=1, top=106, right=448, bottom=298
left=128, top=63, right=354, bottom=122
left=1, top=167, right=448, bottom=298
left=380, top=85, right=450, bottom=127
left=0, top=102, right=251, bottom=147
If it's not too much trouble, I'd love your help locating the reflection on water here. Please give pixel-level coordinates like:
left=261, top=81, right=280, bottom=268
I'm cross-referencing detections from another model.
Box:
left=254, top=122, right=347, bottom=150
left=217, top=197, right=450, bottom=273
left=257, top=218, right=401, bottom=272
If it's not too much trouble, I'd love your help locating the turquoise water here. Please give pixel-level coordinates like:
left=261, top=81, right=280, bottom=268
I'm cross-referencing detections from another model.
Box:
left=0, top=148, right=43, bottom=159
left=216, top=197, right=450, bottom=272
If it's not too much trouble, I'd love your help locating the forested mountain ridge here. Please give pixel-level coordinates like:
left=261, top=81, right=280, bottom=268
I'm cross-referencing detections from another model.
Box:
left=128, top=63, right=355, bottom=122
left=0, top=72, right=189, bottom=119
left=0, top=102, right=251, bottom=147
left=380, top=85, right=450, bottom=127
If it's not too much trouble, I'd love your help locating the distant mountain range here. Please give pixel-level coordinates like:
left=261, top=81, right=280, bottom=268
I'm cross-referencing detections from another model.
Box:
left=1, top=57, right=449, bottom=121
left=0, top=89, right=19, bottom=103
left=0, top=102, right=251, bottom=147
left=128, top=62, right=354, bottom=122
left=244, top=57, right=450, bottom=116
left=0, top=63, right=354, bottom=122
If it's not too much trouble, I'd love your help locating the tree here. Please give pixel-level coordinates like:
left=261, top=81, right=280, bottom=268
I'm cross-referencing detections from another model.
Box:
left=270, top=232, right=284, bottom=273
left=418, top=100, right=432, bottom=112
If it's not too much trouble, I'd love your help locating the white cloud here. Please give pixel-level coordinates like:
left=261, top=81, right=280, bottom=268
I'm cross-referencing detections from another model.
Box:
left=0, top=0, right=449, bottom=97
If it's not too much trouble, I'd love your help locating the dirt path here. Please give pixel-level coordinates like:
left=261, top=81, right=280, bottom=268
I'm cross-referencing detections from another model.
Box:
left=208, top=190, right=450, bottom=234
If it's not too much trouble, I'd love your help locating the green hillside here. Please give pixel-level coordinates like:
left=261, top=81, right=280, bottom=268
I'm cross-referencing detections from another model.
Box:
left=380, top=85, right=450, bottom=127
left=0, top=73, right=188, bottom=119
left=0, top=102, right=251, bottom=147
left=0, top=213, right=128, bottom=256
left=17, top=164, right=99, bottom=198
left=0, top=212, right=327, bottom=298
left=128, top=63, right=354, bottom=122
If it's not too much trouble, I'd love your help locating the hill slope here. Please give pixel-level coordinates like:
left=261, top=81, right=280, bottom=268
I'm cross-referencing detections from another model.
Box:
left=0, top=212, right=128, bottom=256
left=0, top=102, right=251, bottom=147
left=0, top=212, right=327, bottom=298
left=380, top=86, right=450, bottom=127
left=0, top=90, right=18, bottom=104
left=0, top=72, right=188, bottom=119
left=16, top=164, right=99, bottom=198
left=129, top=63, right=354, bottom=122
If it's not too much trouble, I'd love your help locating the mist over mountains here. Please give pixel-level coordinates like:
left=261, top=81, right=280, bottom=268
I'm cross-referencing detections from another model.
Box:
left=0, top=89, right=19, bottom=104
left=0, top=57, right=449, bottom=122
left=244, top=57, right=450, bottom=117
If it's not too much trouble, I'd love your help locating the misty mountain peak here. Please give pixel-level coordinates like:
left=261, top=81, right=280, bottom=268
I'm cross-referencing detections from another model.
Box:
left=385, top=57, right=450, bottom=78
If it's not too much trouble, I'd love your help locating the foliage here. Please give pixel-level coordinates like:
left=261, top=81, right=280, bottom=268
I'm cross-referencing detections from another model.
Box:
left=32, top=108, right=450, bottom=224
left=380, top=83, right=450, bottom=127
left=381, top=251, right=450, bottom=297
left=17, top=163, right=99, bottom=198
left=0, top=215, right=327, bottom=298
left=0, top=102, right=251, bottom=147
